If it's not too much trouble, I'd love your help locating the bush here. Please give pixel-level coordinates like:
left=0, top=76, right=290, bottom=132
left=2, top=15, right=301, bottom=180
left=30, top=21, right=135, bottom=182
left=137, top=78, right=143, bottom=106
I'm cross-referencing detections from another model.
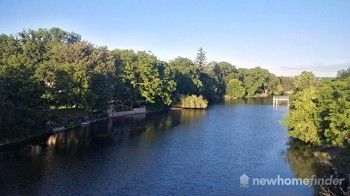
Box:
left=180, top=95, right=208, bottom=109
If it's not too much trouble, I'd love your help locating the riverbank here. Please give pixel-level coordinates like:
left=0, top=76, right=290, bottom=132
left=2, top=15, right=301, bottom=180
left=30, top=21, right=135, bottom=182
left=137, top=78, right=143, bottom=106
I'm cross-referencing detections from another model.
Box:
left=286, top=140, right=350, bottom=195
left=0, top=107, right=151, bottom=148
left=313, top=145, right=350, bottom=171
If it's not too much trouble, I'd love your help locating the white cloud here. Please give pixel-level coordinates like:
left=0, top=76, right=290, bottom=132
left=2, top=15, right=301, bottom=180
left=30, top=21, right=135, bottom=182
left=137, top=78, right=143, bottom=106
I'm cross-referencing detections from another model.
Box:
left=274, top=63, right=350, bottom=77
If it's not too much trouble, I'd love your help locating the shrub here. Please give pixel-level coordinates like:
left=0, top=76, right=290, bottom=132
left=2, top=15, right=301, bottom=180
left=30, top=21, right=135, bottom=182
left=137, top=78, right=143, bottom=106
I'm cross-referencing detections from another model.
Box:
left=180, top=95, right=208, bottom=109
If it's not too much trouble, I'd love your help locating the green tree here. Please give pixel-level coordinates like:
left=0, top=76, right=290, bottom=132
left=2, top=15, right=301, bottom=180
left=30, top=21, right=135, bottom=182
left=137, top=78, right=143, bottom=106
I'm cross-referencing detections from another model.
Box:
left=85, top=46, right=115, bottom=112
left=36, top=42, right=112, bottom=111
left=284, top=71, right=350, bottom=147
left=283, top=86, right=320, bottom=145
left=112, top=49, right=176, bottom=106
left=267, top=75, right=283, bottom=95
left=36, top=40, right=115, bottom=112
left=199, top=72, right=221, bottom=103
left=169, top=57, right=202, bottom=98
left=226, top=79, right=245, bottom=98
left=195, top=47, right=206, bottom=68
left=217, top=61, right=237, bottom=77
left=240, top=67, right=270, bottom=96
left=209, top=63, right=226, bottom=101
left=337, top=67, right=350, bottom=79
left=156, top=61, right=177, bottom=105
left=280, top=76, right=295, bottom=94
left=0, top=67, right=47, bottom=140
left=317, top=78, right=350, bottom=146
left=292, top=71, right=316, bottom=92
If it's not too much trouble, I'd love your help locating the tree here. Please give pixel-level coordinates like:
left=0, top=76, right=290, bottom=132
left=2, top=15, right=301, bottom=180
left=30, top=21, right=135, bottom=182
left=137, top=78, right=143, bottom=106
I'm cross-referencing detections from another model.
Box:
left=284, top=72, right=320, bottom=145
left=195, top=61, right=227, bottom=103
left=284, top=72, right=350, bottom=147
left=226, top=79, right=245, bottom=98
left=317, top=78, right=350, bottom=146
left=112, top=49, right=176, bottom=106
left=199, top=72, right=220, bottom=103
left=156, top=61, right=177, bottom=105
left=204, top=62, right=226, bottom=101
left=85, top=46, right=115, bottom=112
left=195, top=47, right=206, bottom=68
left=223, top=67, right=285, bottom=97
left=217, top=61, right=237, bottom=77
left=267, top=75, right=283, bottom=95
left=293, top=71, right=317, bottom=92
left=36, top=41, right=115, bottom=112
left=337, top=67, right=350, bottom=79
left=0, top=67, right=48, bottom=140
left=169, top=57, right=202, bottom=99
left=280, top=76, right=295, bottom=94
left=283, top=86, right=321, bottom=145
left=240, top=67, right=270, bottom=96
left=111, top=49, right=140, bottom=105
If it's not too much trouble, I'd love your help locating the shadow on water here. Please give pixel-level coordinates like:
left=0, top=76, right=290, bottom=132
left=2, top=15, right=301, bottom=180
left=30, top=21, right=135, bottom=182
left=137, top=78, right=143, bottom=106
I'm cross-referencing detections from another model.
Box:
left=285, top=139, right=350, bottom=195
left=0, top=109, right=207, bottom=195
left=1, top=109, right=208, bottom=156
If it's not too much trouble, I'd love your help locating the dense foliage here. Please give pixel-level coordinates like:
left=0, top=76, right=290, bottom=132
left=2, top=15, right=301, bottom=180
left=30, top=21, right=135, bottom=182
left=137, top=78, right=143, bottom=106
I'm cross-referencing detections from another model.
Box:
left=0, top=27, right=290, bottom=141
left=284, top=71, right=350, bottom=147
left=224, top=67, right=285, bottom=98
left=180, top=95, right=208, bottom=109
left=0, top=67, right=47, bottom=140
left=280, top=76, right=294, bottom=93
left=226, top=79, right=245, bottom=98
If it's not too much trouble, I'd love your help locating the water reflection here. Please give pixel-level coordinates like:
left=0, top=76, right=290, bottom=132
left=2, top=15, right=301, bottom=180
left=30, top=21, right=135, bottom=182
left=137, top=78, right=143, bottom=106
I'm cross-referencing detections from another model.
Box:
left=4, top=102, right=343, bottom=195
left=0, top=109, right=208, bottom=195
left=285, top=140, right=350, bottom=195
left=225, top=97, right=274, bottom=105
left=1, top=109, right=207, bottom=157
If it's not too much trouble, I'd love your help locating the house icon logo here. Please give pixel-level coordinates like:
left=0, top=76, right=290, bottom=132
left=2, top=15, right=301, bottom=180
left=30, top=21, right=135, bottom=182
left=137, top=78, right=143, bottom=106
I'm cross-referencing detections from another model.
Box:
left=240, top=174, right=249, bottom=188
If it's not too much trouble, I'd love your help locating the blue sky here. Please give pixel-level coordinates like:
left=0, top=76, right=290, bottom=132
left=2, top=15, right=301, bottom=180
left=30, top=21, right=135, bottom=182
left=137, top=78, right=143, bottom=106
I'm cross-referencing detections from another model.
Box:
left=0, top=0, right=349, bottom=76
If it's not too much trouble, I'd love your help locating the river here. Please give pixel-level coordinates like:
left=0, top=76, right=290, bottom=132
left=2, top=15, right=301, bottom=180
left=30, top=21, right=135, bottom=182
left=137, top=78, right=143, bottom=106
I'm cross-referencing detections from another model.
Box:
left=0, top=98, right=322, bottom=195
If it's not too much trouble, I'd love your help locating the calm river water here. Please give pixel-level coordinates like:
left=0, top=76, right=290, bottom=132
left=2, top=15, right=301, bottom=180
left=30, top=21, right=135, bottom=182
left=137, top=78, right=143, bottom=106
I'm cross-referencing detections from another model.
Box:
left=0, top=98, right=320, bottom=195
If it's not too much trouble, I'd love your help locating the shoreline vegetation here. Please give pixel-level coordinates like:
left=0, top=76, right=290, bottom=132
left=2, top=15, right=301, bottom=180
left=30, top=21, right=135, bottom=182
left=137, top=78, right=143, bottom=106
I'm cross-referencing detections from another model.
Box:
left=282, top=70, right=350, bottom=195
left=283, top=70, right=350, bottom=148
left=0, top=27, right=293, bottom=145
left=0, top=27, right=349, bottom=155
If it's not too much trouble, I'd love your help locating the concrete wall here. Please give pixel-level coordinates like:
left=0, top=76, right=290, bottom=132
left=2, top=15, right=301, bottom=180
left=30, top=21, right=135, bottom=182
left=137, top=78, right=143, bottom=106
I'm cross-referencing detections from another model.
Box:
left=108, top=107, right=147, bottom=118
left=52, top=107, right=147, bottom=133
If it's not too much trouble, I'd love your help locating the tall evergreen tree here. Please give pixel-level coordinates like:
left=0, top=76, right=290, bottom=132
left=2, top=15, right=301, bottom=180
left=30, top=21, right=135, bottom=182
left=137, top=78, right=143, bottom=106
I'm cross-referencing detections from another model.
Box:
left=195, top=47, right=206, bottom=68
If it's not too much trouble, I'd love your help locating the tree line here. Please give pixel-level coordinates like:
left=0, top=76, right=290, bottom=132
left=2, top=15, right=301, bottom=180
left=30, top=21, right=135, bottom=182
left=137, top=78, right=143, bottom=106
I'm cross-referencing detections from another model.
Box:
left=283, top=70, right=350, bottom=147
left=0, top=27, right=289, bottom=140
